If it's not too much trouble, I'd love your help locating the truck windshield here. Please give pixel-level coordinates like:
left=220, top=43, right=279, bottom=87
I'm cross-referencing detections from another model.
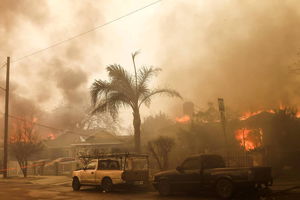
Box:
left=125, top=158, right=148, bottom=170
left=202, top=155, right=225, bottom=169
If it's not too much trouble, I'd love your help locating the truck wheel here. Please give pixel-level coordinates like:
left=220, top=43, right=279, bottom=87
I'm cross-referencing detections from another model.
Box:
left=157, top=180, right=172, bottom=196
left=215, top=179, right=234, bottom=199
left=101, top=177, right=113, bottom=193
left=72, top=177, right=81, bottom=191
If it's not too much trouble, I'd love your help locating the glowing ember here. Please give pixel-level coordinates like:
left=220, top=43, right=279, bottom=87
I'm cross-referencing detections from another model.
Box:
left=239, top=111, right=263, bottom=120
left=235, top=128, right=263, bottom=151
left=175, top=115, right=190, bottom=123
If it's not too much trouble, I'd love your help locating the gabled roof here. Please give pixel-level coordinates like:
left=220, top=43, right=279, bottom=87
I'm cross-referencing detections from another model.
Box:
left=44, top=129, right=126, bottom=148
left=71, top=130, right=124, bottom=146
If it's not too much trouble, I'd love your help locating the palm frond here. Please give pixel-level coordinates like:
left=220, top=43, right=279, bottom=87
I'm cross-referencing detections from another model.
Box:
left=137, top=66, right=161, bottom=96
left=91, top=91, right=132, bottom=119
left=107, top=64, right=132, bottom=84
left=107, top=64, right=135, bottom=98
left=131, top=50, right=140, bottom=60
left=138, top=88, right=182, bottom=108
left=90, top=80, right=111, bottom=106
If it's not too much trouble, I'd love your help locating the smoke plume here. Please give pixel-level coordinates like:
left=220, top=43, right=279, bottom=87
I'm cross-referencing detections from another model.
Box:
left=156, top=0, right=300, bottom=113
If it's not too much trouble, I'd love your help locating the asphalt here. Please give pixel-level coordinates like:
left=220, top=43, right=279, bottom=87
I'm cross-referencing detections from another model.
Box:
left=0, top=175, right=300, bottom=200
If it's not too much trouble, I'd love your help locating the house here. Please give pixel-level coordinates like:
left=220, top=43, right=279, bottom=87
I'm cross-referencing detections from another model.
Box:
left=42, top=129, right=129, bottom=159
left=70, top=129, right=129, bottom=156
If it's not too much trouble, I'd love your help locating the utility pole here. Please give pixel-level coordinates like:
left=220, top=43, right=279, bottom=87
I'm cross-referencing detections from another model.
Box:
left=3, top=57, right=10, bottom=178
left=218, top=98, right=229, bottom=166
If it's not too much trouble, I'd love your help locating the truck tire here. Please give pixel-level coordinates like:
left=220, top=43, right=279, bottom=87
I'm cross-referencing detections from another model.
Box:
left=101, top=177, right=113, bottom=193
left=72, top=177, right=81, bottom=191
left=157, top=180, right=172, bottom=196
left=215, top=179, right=234, bottom=199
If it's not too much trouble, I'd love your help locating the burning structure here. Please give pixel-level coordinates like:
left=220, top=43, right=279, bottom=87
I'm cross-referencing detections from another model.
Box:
left=164, top=102, right=300, bottom=171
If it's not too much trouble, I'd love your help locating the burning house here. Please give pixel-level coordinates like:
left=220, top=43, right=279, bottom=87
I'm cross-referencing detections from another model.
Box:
left=42, top=129, right=128, bottom=159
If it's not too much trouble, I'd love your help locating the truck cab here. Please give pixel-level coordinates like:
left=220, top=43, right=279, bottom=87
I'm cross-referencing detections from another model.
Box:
left=72, top=153, right=149, bottom=192
left=153, top=154, right=272, bottom=199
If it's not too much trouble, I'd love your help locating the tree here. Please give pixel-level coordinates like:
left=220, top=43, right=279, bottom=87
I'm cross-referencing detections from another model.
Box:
left=272, top=106, right=298, bottom=148
left=148, top=136, right=175, bottom=170
left=90, top=52, right=181, bottom=152
left=78, top=112, right=123, bottom=135
left=141, top=112, right=174, bottom=142
left=9, top=118, right=43, bottom=177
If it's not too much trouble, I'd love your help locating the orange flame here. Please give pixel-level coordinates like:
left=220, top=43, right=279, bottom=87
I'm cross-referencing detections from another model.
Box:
left=239, top=109, right=279, bottom=120
left=175, top=115, right=191, bottom=123
left=9, top=117, right=38, bottom=143
left=240, top=108, right=300, bottom=120
left=235, top=128, right=262, bottom=151
left=239, top=111, right=263, bottom=120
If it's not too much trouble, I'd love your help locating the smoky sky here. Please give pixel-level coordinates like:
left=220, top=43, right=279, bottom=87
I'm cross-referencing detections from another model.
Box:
left=0, top=0, right=103, bottom=135
left=157, top=0, right=300, bottom=113
left=1, top=0, right=300, bottom=137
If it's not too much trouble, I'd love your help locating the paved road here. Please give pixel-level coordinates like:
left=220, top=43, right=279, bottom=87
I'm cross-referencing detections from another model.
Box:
left=0, top=177, right=300, bottom=200
left=0, top=181, right=214, bottom=200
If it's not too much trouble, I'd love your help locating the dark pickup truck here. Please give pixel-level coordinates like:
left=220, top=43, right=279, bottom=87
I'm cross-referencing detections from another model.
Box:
left=153, top=154, right=272, bottom=199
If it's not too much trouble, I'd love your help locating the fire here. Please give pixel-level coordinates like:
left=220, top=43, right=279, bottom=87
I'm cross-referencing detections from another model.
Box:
left=239, top=109, right=279, bottom=120
left=9, top=117, right=38, bottom=143
left=235, top=128, right=263, bottom=151
left=240, top=108, right=300, bottom=120
left=239, top=111, right=263, bottom=120
left=175, top=115, right=190, bottom=123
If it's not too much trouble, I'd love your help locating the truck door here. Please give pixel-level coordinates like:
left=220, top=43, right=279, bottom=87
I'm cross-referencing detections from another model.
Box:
left=180, top=158, right=203, bottom=190
left=81, top=161, right=97, bottom=184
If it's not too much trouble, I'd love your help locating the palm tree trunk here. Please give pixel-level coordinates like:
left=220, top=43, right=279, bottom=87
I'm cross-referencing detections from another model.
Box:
left=133, top=108, right=141, bottom=153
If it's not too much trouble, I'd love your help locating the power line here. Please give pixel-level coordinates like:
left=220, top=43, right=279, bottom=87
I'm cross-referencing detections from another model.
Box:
left=0, top=111, right=83, bottom=135
left=0, top=1, right=162, bottom=140
left=12, top=0, right=162, bottom=64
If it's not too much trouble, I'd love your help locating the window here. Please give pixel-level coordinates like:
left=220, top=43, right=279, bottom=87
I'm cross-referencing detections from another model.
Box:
left=182, top=158, right=201, bottom=170
left=108, top=161, right=120, bottom=170
left=125, top=158, right=148, bottom=170
left=202, top=156, right=225, bottom=169
left=86, top=161, right=97, bottom=170
left=98, top=160, right=120, bottom=170
left=98, top=160, right=109, bottom=170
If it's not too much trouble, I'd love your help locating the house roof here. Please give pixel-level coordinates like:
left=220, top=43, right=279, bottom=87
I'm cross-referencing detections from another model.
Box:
left=43, top=131, right=83, bottom=148
left=44, top=129, right=126, bottom=148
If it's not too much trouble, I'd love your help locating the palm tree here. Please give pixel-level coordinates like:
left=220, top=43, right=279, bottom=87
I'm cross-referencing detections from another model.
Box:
left=90, top=52, right=181, bottom=152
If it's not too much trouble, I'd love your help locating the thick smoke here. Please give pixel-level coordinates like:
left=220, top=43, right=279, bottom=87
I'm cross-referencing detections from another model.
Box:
left=2, top=0, right=300, bottom=137
left=0, top=0, right=48, bottom=56
left=157, top=1, right=300, bottom=113
left=0, top=0, right=104, bottom=136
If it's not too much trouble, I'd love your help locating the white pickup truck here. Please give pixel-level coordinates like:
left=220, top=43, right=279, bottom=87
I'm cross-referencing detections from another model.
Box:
left=72, top=153, right=149, bottom=192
